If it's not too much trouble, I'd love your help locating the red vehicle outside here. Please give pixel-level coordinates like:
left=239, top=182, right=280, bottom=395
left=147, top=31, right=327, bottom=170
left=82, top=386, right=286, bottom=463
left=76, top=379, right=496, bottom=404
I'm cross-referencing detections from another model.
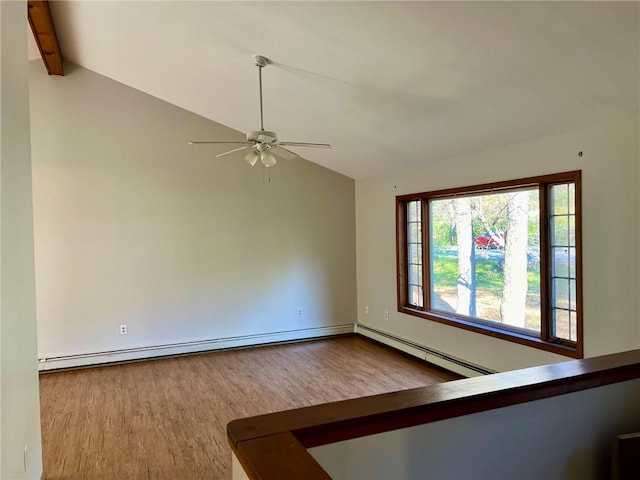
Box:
left=473, top=232, right=504, bottom=249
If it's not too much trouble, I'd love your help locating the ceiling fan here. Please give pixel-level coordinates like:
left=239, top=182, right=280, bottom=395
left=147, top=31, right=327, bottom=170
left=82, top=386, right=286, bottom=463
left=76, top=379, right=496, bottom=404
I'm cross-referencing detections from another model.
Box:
left=189, top=55, right=331, bottom=168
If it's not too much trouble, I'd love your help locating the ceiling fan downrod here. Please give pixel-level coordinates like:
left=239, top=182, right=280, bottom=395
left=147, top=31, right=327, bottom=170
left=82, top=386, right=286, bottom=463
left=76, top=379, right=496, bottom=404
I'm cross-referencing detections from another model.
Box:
left=254, top=55, right=268, bottom=132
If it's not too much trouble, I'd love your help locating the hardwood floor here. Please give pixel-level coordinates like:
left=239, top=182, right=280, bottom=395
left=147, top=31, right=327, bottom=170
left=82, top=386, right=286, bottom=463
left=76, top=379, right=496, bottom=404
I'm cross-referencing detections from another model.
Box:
left=39, top=335, right=459, bottom=479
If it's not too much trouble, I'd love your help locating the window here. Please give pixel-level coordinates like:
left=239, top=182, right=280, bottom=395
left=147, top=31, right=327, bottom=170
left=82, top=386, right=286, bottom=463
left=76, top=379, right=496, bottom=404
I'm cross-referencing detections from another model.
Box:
left=397, top=171, right=582, bottom=358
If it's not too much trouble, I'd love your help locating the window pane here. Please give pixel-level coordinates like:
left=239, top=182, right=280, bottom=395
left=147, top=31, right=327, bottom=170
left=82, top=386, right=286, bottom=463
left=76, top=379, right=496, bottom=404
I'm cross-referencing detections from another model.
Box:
left=549, top=182, right=577, bottom=343
left=552, top=216, right=569, bottom=246
left=552, top=184, right=569, bottom=215
left=552, top=247, right=569, bottom=277
left=409, top=243, right=421, bottom=265
left=553, top=278, right=570, bottom=309
left=553, top=308, right=577, bottom=342
left=411, top=265, right=423, bottom=286
left=568, top=183, right=575, bottom=214
left=406, top=201, right=423, bottom=308
left=410, top=285, right=423, bottom=307
left=429, top=189, right=540, bottom=332
left=408, top=201, right=419, bottom=222
left=568, top=247, right=576, bottom=277
left=569, top=279, right=576, bottom=310
left=408, top=222, right=419, bottom=241
left=569, top=217, right=575, bottom=246
left=553, top=309, right=570, bottom=339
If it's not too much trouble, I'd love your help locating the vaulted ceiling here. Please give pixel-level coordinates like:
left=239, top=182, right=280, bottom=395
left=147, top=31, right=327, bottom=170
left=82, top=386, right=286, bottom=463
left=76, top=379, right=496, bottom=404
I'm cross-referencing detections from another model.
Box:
left=29, top=1, right=639, bottom=179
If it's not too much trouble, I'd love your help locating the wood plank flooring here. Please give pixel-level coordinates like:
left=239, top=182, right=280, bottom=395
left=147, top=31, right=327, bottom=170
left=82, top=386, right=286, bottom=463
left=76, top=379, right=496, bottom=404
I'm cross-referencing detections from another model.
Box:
left=39, top=335, right=459, bottom=479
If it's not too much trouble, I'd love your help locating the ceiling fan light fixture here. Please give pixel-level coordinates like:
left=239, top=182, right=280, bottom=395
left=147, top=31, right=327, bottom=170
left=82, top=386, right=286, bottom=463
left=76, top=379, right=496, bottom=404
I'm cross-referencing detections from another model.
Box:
left=245, top=150, right=260, bottom=166
left=260, top=150, right=277, bottom=168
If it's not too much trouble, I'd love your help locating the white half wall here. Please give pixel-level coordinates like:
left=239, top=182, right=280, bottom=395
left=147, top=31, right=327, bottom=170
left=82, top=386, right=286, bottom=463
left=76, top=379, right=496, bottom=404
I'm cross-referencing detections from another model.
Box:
left=356, top=116, right=640, bottom=372
left=30, top=62, right=356, bottom=364
left=1, top=1, right=43, bottom=478
left=311, top=378, right=640, bottom=479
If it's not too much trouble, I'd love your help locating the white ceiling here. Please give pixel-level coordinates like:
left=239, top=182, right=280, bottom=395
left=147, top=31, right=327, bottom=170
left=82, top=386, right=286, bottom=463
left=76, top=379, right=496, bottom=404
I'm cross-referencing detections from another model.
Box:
left=37, top=1, right=639, bottom=179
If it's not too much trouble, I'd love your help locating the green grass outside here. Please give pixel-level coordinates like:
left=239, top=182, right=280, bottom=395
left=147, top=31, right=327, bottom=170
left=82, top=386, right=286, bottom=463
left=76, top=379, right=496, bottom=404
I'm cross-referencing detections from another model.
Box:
left=432, top=257, right=540, bottom=295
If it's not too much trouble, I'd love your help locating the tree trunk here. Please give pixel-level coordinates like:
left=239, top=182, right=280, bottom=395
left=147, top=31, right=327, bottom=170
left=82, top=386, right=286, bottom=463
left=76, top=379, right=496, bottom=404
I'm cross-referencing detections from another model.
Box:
left=455, top=198, right=476, bottom=316
left=500, top=192, right=529, bottom=327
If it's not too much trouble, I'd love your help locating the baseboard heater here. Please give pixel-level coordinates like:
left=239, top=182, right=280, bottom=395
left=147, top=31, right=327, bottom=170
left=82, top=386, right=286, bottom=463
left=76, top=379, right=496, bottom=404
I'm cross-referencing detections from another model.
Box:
left=355, top=323, right=495, bottom=377
left=38, top=324, right=355, bottom=371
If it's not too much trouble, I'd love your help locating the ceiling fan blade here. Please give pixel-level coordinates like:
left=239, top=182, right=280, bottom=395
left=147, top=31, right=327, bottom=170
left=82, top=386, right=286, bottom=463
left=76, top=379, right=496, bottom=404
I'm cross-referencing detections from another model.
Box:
left=215, top=145, right=252, bottom=158
left=273, top=146, right=299, bottom=161
left=278, top=142, right=332, bottom=148
left=188, top=141, right=249, bottom=145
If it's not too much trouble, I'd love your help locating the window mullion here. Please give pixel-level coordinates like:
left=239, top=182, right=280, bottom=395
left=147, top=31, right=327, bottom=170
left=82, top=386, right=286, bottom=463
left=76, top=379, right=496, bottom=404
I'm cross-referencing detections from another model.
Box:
left=396, top=199, right=408, bottom=308
left=422, top=198, right=430, bottom=311
left=574, top=175, right=583, bottom=356
left=539, top=184, right=550, bottom=342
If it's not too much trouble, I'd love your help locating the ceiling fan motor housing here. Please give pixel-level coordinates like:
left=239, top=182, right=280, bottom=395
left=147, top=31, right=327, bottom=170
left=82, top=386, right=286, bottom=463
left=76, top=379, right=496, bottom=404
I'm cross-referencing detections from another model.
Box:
left=248, top=130, right=278, bottom=144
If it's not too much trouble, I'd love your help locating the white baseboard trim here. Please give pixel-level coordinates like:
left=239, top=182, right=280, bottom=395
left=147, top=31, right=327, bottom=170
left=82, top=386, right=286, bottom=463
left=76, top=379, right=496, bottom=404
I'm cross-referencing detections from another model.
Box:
left=38, top=323, right=493, bottom=376
left=355, top=323, right=495, bottom=377
left=38, top=324, right=355, bottom=371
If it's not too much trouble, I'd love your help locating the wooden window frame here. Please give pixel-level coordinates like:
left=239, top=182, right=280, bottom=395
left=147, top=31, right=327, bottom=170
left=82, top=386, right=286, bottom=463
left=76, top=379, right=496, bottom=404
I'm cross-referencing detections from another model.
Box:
left=396, top=171, right=583, bottom=358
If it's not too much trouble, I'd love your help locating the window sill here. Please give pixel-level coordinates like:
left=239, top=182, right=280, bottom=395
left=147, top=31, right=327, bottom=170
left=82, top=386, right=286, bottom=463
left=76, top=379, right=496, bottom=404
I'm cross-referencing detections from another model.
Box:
left=399, top=306, right=583, bottom=359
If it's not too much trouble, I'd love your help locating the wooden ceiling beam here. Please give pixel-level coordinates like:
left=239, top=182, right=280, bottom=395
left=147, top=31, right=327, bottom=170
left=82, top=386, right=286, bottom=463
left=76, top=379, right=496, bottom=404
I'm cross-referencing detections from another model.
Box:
left=28, top=0, right=64, bottom=76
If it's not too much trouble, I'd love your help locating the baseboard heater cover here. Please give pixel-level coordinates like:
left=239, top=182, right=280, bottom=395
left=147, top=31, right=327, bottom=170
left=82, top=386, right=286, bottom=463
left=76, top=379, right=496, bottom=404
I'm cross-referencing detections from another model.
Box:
left=38, top=324, right=355, bottom=371
left=355, top=323, right=495, bottom=377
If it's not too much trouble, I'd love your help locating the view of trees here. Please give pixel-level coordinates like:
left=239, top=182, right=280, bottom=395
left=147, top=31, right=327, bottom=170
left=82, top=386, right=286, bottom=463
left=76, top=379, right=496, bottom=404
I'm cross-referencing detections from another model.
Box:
left=430, top=189, right=541, bottom=330
left=454, top=197, right=475, bottom=317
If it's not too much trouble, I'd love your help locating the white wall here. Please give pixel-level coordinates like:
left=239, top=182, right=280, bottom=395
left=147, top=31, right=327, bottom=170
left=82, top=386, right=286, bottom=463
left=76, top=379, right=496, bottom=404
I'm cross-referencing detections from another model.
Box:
left=311, top=378, right=640, bottom=479
left=356, top=116, right=640, bottom=372
left=30, top=62, right=356, bottom=363
left=0, top=1, right=43, bottom=478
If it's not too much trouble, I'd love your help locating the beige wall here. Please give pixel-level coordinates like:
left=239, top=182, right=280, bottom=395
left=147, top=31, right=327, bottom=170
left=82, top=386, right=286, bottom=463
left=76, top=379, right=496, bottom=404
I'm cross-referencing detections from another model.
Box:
left=1, top=1, right=43, bottom=478
left=30, top=62, right=356, bottom=361
left=356, top=116, right=640, bottom=372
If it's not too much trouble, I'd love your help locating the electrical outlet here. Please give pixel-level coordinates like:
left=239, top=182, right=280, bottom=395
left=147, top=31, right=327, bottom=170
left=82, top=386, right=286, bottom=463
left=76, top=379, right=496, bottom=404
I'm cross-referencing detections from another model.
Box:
left=297, top=308, right=303, bottom=317
left=365, top=306, right=369, bottom=314
left=23, top=444, right=28, bottom=472
left=120, top=324, right=127, bottom=335
left=384, top=311, right=389, bottom=320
